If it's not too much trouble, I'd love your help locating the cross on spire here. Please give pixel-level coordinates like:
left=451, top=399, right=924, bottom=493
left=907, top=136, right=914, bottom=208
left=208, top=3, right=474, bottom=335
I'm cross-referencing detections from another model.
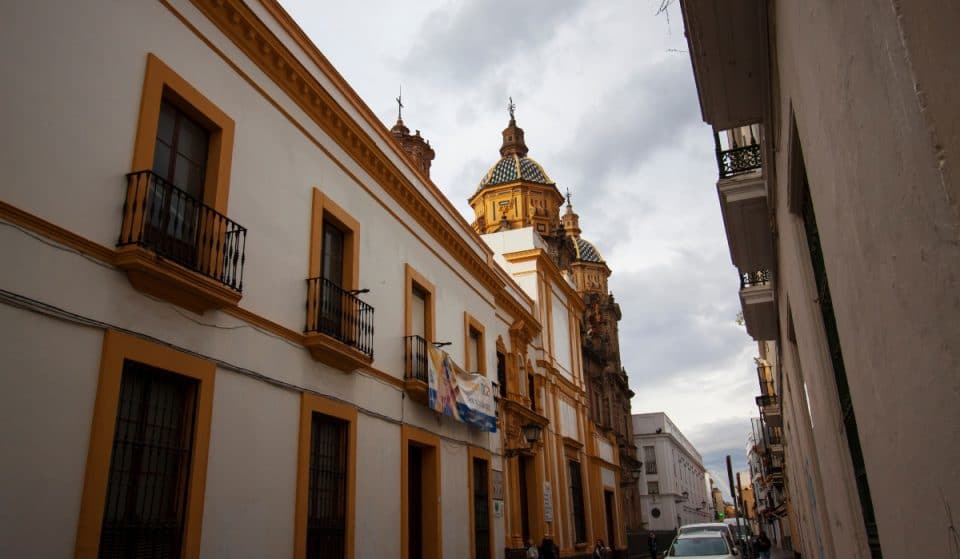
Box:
left=566, top=188, right=572, bottom=207
left=396, top=85, right=404, bottom=121
left=507, top=96, right=516, bottom=121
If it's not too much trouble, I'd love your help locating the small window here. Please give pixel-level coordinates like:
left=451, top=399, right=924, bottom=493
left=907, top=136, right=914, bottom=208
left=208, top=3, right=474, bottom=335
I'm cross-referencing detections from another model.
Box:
left=568, top=460, right=587, bottom=544
left=468, top=328, right=482, bottom=373
left=644, top=446, right=657, bottom=474
left=647, top=481, right=660, bottom=495
left=528, top=373, right=537, bottom=411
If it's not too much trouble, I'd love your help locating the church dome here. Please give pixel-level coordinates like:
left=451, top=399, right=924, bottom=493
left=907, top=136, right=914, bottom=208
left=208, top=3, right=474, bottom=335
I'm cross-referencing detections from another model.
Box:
left=479, top=154, right=554, bottom=189
left=574, top=237, right=605, bottom=264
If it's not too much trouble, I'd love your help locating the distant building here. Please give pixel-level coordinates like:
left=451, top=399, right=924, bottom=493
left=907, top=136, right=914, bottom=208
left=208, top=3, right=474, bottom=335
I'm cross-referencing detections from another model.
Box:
left=680, top=0, right=960, bottom=556
left=632, top=413, right=711, bottom=531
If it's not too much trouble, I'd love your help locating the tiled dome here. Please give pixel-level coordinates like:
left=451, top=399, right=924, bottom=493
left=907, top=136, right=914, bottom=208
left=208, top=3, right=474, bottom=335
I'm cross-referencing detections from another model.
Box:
left=574, top=237, right=604, bottom=264
left=479, top=154, right=554, bottom=188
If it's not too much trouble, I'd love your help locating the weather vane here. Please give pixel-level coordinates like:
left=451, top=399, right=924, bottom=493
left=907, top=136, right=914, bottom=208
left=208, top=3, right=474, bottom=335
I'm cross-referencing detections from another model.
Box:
left=507, top=96, right=516, bottom=121
left=396, top=85, right=404, bottom=121
left=566, top=188, right=572, bottom=206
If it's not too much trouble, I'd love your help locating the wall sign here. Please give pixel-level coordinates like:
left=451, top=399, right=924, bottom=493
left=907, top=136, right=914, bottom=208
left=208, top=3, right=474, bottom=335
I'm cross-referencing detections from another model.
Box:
left=543, top=482, right=554, bottom=523
left=492, top=469, right=504, bottom=500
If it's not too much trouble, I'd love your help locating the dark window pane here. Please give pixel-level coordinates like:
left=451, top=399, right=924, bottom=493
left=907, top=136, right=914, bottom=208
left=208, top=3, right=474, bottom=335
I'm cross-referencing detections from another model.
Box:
left=157, top=102, right=177, bottom=144
left=98, top=360, right=198, bottom=559
left=321, top=221, right=345, bottom=286
left=569, top=460, right=587, bottom=544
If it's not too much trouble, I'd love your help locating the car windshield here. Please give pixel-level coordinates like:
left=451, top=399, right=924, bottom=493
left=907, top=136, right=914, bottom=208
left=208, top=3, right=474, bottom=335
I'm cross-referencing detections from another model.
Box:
left=669, top=537, right=730, bottom=556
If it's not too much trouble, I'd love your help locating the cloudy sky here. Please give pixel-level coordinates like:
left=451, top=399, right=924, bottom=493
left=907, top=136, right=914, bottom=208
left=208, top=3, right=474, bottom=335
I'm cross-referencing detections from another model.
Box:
left=278, top=0, right=758, bottom=489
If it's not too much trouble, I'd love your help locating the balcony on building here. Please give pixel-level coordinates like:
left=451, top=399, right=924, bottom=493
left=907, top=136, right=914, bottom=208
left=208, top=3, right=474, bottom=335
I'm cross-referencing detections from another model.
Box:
left=715, top=126, right=774, bottom=273
left=403, top=335, right=430, bottom=404
left=303, top=277, right=374, bottom=371
left=116, top=170, right=246, bottom=313
left=740, top=269, right=777, bottom=340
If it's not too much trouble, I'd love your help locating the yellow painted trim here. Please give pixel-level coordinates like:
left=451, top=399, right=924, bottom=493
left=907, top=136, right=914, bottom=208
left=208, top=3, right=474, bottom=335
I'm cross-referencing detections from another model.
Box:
left=463, top=311, right=487, bottom=375
left=309, top=188, right=360, bottom=290
left=294, top=394, right=357, bottom=559
left=400, top=425, right=442, bottom=559
left=467, top=447, right=494, bottom=559
left=404, top=264, right=436, bottom=342
left=132, top=53, right=234, bottom=212
left=75, top=330, right=215, bottom=559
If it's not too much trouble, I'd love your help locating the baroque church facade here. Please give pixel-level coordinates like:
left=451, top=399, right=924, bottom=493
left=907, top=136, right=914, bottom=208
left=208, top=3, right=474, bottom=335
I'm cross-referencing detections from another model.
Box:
left=464, top=114, right=644, bottom=546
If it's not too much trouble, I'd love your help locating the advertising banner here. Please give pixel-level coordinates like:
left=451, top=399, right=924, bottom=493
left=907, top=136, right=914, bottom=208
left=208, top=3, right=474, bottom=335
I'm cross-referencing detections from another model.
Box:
left=427, top=346, right=497, bottom=432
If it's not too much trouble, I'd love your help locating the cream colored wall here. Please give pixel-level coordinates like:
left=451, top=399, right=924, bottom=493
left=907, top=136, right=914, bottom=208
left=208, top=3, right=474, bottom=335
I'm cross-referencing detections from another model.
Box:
left=0, top=0, right=512, bottom=556
left=550, top=287, right=573, bottom=377
left=768, top=1, right=960, bottom=557
left=201, top=370, right=299, bottom=557
left=354, top=415, right=402, bottom=558
left=442, top=444, right=471, bottom=558
left=0, top=305, right=102, bottom=558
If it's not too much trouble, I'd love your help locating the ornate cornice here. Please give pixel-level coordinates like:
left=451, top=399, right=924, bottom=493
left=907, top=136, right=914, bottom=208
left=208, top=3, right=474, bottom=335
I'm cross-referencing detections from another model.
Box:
left=189, top=0, right=503, bottom=295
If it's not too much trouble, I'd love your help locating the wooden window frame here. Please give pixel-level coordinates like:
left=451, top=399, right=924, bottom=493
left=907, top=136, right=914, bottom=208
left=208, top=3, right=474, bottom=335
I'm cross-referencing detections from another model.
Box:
left=401, top=425, right=442, bottom=559
left=74, top=330, right=215, bottom=558
left=132, top=53, right=234, bottom=213
left=309, top=188, right=360, bottom=291
left=468, top=447, right=493, bottom=559
left=404, top=264, right=435, bottom=342
left=294, top=393, right=357, bottom=559
left=463, top=312, right=486, bottom=375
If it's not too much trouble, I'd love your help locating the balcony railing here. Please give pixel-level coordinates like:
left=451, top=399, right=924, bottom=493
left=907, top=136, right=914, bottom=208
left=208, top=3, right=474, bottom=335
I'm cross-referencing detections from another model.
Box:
left=119, top=170, right=246, bottom=291
left=305, top=277, right=374, bottom=359
left=740, top=269, right=771, bottom=289
left=756, top=394, right=778, bottom=408
left=715, top=128, right=762, bottom=179
left=404, top=335, right=428, bottom=383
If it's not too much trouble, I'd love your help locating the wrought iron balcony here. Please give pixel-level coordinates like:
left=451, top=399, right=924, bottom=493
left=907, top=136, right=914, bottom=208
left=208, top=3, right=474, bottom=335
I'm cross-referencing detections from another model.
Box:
left=404, top=335, right=428, bottom=383
left=740, top=269, right=771, bottom=289
left=119, top=170, right=246, bottom=291
left=305, top=277, right=374, bottom=360
left=756, top=394, right=778, bottom=408
left=716, top=128, right=762, bottom=179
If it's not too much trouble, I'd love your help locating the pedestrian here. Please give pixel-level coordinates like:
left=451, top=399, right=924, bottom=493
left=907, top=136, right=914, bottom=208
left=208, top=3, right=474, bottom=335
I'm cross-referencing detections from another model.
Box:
left=526, top=538, right=539, bottom=559
left=593, top=538, right=607, bottom=559
left=539, top=536, right=557, bottom=559
left=755, top=531, right=772, bottom=559
left=647, top=530, right=658, bottom=559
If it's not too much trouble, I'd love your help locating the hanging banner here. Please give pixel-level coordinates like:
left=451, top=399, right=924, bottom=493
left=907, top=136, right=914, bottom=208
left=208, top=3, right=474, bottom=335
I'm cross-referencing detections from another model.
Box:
left=427, top=346, right=497, bottom=432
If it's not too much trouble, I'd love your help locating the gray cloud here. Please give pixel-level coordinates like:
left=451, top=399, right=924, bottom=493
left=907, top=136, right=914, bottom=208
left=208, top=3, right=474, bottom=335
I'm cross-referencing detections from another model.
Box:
left=401, top=0, right=588, bottom=84
left=555, top=59, right=702, bottom=197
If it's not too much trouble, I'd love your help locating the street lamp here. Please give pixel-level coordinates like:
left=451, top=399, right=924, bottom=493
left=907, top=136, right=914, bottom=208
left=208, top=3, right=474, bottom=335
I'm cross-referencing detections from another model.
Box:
left=505, top=423, right=543, bottom=457
left=631, top=465, right=643, bottom=482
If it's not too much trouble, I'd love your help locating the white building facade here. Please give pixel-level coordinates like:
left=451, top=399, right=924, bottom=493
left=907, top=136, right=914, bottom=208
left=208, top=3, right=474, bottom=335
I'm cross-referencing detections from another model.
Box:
left=632, top=413, right=711, bottom=532
left=0, top=1, right=618, bottom=558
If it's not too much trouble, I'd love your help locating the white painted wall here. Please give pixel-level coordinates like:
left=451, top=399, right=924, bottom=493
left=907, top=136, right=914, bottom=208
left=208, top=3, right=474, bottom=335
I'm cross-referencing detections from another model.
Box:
left=0, top=305, right=102, bottom=558
left=0, top=0, right=515, bottom=556
left=200, top=371, right=300, bottom=558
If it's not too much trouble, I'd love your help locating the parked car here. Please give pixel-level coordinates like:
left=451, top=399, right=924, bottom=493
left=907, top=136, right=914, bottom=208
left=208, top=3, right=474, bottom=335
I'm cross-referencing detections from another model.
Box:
left=677, top=523, right=739, bottom=555
left=665, top=531, right=738, bottom=558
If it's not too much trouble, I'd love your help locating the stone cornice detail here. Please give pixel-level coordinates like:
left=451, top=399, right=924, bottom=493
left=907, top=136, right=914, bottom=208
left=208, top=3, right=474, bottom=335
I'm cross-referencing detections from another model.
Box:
left=189, top=0, right=503, bottom=294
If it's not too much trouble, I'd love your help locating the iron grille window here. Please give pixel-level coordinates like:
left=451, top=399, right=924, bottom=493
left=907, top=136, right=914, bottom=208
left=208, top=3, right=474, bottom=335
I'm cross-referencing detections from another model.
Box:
left=307, top=413, right=348, bottom=559
left=568, top=460, right=587, bottom=544
left=473, top=458, right=490, bottom=559
left=99, top=360, right=199, bottom=559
